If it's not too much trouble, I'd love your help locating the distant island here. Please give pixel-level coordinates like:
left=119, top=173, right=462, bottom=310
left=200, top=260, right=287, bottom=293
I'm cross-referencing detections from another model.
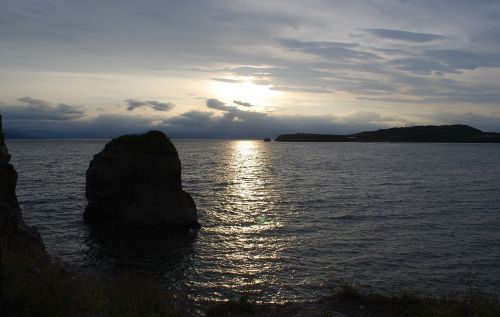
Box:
left=275, top=124, right=500, bottom=143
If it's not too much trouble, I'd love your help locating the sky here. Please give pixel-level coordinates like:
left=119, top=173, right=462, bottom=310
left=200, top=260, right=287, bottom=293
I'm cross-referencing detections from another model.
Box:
left=1, top=0, right=500, bottom=138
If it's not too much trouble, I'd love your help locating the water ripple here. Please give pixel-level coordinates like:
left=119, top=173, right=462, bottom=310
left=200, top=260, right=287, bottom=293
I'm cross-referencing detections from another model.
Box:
left=8, top=140, right=500, bottom=302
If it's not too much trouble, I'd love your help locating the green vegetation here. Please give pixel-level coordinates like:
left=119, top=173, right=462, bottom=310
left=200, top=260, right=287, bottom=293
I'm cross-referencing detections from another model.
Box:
left=106, top=130, right=178, bottom=155
left=1, top=239, right=193, bottom=317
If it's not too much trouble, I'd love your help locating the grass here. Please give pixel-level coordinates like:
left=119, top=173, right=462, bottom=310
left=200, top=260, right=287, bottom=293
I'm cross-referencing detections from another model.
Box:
left=1, top=238, right=193, bottom=317
left=2, top=236, right=499, bottom=316
left=106, top=130, right=178, bottom=155
left=205, top=283, right=500, bottom=317
left=206, top=300, right=256, bottom=317
left=326, top=284, right=500, bottom=317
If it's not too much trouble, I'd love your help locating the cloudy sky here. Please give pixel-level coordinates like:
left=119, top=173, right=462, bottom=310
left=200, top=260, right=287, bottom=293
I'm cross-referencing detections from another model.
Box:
left=1, top=0, right=500, bottom=138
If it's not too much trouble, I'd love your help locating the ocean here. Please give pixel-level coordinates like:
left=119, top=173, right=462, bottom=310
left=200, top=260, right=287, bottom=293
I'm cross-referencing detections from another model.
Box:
left=8, top=140, right=500, bottom=302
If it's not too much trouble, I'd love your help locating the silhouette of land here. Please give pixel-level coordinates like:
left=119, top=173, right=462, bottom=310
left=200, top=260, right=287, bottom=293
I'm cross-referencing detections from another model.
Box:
left=275, top=124, right=500, bottom=143
left=3, top=132, right=40, bottom=139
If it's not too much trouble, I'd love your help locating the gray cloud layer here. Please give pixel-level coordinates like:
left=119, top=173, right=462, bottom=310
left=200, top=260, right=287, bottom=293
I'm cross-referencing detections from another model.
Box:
left=1, top=1, right=500, bottom=137
left=160, top=98, right=403, bottom=138
left=366, top=29, right=446, bottom=42
left=2, top=96, right=500, bottom=138
left=2, top=97, right=85, bottom=122
left=126, top=99, right=175, bottom=112
left=233, top=100, right=254, bottom=107
left=206, top=98, right=230, bottom=111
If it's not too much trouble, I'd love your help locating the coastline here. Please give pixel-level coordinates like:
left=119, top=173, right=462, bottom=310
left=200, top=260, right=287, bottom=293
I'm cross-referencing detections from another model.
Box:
left=275, top=125, right=500, bottom=143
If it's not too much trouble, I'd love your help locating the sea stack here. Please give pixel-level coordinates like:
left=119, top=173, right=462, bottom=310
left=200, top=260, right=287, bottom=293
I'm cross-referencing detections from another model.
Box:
left=0, top=114, right=43, bottom=246
left=84, top=130, right=199, bottom=229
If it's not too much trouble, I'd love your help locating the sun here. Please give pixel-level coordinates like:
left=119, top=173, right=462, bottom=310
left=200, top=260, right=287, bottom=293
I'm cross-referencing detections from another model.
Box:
left=208, top=80, right=278, bottom=108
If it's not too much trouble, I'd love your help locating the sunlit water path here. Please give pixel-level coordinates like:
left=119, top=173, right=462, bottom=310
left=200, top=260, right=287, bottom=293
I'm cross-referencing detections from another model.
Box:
left=8, top=140, right=500, bottom=302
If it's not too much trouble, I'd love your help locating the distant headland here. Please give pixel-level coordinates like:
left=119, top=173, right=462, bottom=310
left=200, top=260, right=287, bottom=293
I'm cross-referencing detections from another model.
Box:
left=275, top=124, right=500, bottom=143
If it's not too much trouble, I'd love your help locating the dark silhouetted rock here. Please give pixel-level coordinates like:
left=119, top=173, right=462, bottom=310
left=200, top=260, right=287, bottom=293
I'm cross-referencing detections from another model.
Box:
left=0, top=115, right=44, bottom=247
left=84, top=131, right=199, bottom=229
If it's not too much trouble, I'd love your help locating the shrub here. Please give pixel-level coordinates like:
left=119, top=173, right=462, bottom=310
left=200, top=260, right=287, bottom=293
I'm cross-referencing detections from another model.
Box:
left=1, top=242, right=192, bottom=317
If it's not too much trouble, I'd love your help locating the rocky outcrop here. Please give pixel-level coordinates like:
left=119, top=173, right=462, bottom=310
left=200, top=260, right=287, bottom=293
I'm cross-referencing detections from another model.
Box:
left=84, top=131, right=199, bottom=229
left=0, top=120, right=44, bottom=247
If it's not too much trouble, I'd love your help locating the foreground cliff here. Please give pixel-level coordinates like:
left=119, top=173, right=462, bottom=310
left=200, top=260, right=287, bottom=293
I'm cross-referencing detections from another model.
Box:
left=84, top=130, right=199, bottom=229
left=0, top=126, right=43, bottom=247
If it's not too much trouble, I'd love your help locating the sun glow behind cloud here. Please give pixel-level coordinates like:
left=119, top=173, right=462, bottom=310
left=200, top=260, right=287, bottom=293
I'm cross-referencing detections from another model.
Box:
left=208, top=80, right=279, bottom=109
left=2, top=0, right=500, bottom=136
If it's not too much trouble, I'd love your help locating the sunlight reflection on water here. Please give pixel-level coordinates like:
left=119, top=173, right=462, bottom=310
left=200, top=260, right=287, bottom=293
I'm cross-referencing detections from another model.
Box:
left=8, top=140, right=500, bottom=303
left=197, top=141, right=286, bottom=301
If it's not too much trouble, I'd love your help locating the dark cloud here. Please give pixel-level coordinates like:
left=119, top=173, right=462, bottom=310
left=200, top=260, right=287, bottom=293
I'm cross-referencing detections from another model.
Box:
left=342, top=111, right=385, bottom=123
left=2, top=97, right=163, bottom=138
left=146, top=100, right=176, bottom=111
left=233, top=100, right=254, bottom=107
left=212, top=78, right=243, bottom=83
left=57, top=103, right=85, bottom=114
left=3, top=96, right=400, bottom=138
left=0, top=97, right=85, bottom=121
left=160, top=104, right=405, bottom=139
left=17, top=96, right=51, bottom=107
left=270, top=86, right=333, bottom=93
left=161, top=110, right=337, bottom=138
left=4, top=114, right=157, bottom=139
left=366, top=29, right=446, bottom=42
left=388, top=58, right=459, bottom=74
left=4, top=97, right=500, bottom=139
left=126, top=99, right=148, bottom=110
left=424, top=49, right=500, bottom=70
left=126, top=99, right=175, bottom=111
left=387, top=49, right=500, bottom=75
left=280, top=39, right=379, bottom=60
left=281, top=39, right=358, bottom=49
left=206, top=98, right=232, bottom=111
left=423, top=91, right=500, bottom=104
left=356, top=96, right=425, bottom=104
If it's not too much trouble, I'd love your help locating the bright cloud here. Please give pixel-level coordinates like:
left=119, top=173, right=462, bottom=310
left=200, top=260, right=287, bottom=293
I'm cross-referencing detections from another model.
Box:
left=1, top=0, right=500, bottom=136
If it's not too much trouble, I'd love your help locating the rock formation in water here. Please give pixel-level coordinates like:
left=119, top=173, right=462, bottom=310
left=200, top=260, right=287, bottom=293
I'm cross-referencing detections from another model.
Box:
left=84, top=130, right=199, bottom=229
left=0, top=115, right=43, bottom=247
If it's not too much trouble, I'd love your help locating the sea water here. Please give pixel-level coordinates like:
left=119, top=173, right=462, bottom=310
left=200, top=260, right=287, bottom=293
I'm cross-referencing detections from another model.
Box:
left=8, top=140, right=500, bottom=302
